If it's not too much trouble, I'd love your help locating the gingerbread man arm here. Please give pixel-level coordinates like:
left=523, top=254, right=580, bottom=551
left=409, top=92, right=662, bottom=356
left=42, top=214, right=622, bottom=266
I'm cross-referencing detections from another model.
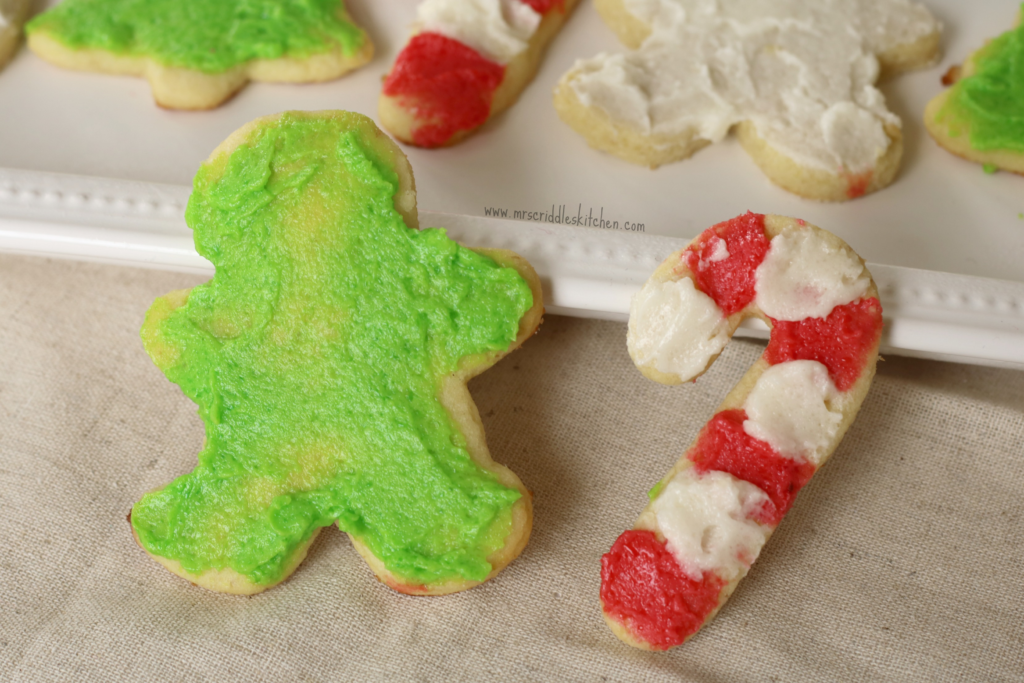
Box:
left=132, top=111, right=543, bottom=595
left=555, top=0, right=940, bottom=200
left=602, top=213, right=882, bottom=650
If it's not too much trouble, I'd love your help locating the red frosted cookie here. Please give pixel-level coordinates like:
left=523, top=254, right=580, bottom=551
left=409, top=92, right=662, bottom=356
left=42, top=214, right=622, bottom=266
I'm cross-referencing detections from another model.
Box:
left=603, top=213, right=883, bottom=650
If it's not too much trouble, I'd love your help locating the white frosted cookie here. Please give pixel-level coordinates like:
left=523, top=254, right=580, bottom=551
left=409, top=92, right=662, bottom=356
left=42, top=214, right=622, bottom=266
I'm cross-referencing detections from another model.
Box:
left=0, top=0, right=31, bottom=70
left=554, top=0, right=941, bottom=201
left=379, top=0, right=580, bottom=147
left=605, top=212, right=883, bottom=650
left=25, top=0, right=373, bottom=110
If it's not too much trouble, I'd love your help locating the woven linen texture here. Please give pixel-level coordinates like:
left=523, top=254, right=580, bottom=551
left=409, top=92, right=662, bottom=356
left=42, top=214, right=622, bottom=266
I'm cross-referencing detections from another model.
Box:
left=1, top=255, right=1022, bottom=682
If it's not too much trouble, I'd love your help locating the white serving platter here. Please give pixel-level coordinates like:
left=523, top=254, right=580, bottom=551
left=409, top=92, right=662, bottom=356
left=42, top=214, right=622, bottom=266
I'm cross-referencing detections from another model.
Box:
left=1, top=0, right=1023, bottom=367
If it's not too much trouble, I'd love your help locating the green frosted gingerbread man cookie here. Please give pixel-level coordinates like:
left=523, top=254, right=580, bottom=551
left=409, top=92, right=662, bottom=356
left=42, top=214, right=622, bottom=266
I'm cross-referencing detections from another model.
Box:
left=26, top=0, right=373, bottom=109
left=131, top=110, right=543, bottom=595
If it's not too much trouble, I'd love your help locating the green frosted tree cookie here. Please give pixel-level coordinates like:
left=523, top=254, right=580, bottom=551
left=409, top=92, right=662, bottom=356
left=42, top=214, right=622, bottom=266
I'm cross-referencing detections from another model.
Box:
left=131, top=111, right=543, bottom=595
left=26, top=0, right=373, bottom=109
left=925, top=7, right=1024, bottom=174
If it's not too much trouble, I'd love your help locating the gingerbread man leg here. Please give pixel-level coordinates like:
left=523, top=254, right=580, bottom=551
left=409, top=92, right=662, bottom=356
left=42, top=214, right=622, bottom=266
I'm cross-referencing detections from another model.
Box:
left=602, top=213, right=883, bottom=649
left=131, top=111, right=543, bottom=595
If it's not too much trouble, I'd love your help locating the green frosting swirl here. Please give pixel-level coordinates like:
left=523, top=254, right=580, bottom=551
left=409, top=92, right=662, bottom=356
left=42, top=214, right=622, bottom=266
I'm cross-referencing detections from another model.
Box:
left=26, top=0, right=364, bottom=73
left=131, top=112, right=533, bottom=587
left=940, top=10, right=1024, bottom=153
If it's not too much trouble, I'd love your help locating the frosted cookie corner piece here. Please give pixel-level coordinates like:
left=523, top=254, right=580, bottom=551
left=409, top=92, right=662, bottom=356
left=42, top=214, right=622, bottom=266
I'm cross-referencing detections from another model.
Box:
left=924, top=8, right=1024, bottom=175
left=379, top=0, right=580, bottom=148
left=0, top=0, right=32, bottom=70
left=606, top=212, right=882, bottom=650
left=554, top=0, right=940, bottom=201
left=25, top=0, right=374, bottom=110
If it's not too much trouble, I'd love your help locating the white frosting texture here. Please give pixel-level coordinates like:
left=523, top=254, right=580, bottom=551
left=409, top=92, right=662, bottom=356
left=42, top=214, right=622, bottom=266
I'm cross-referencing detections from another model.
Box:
left=754, top=228, right=870, bottom=321
left=652, top=468, right=770, bottom=581
left=628, top=277, right=730, bottom=381
left=743, top=361, right=843, bottom=465
left=569, top=0, right=938, bottom=172
left=417, top=0, right=541, bottom=64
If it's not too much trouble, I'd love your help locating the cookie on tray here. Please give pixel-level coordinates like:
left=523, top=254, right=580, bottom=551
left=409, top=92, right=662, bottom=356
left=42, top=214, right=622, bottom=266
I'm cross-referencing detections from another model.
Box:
left=924, top=10, right=1024, bottom=175
left=130, top=111, right=543, bottom=595
left=379, top=0, right=580, bottom=147
left=554, top=0, right=940, bottom=201
left=26, top=0, right=373, bottom=109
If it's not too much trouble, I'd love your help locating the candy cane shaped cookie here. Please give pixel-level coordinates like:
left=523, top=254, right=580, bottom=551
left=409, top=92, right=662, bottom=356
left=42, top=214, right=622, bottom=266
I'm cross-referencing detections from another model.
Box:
left=379, top=0, right=580, bottom=147
left=602, top=213, right=883, bottom=650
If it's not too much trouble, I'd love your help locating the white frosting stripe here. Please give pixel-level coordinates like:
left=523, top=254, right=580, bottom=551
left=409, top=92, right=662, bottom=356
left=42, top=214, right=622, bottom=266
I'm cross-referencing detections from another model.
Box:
left=417, top=0, right=542, bottom=64
left=754, top=227, right=870, bottom=321
left=651, top=468, right=770, bottom=581
left=742, top=360, right=844, bottom=465
left=627, top=276, right=730, bottom=381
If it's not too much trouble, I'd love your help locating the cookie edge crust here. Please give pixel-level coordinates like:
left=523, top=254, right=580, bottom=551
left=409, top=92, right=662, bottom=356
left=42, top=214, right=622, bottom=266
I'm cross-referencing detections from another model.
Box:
left=378, top=0, right=582, bottom=147
left=131, top=111, right=542, bottom=596
left=608, top=214, right=881, bottom=648
left=26, top=7, right=374, bottom=110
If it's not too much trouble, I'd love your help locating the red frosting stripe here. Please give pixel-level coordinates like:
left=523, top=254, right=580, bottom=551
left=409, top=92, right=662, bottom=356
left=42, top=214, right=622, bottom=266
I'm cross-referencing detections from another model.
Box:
left=766, top=297, right=884, bottom=392
left=382, top=33, right=505, bottom=148
left=844, top=170, right=873, bottom=199
left=601, top=530, right=725, bottom=650
left=521, top=0, right=564, bottom=13
left=682, top=211, right=770, bottom=316
left=689, top=409, right=816, bottom=526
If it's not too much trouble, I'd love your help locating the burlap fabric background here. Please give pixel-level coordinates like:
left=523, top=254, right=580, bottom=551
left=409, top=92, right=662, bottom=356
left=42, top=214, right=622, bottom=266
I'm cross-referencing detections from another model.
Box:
left=1, top=253, right=1022, bottom=681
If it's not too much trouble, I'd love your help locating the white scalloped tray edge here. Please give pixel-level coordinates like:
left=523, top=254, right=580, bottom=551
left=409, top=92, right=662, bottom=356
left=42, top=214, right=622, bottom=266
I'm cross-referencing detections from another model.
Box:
left=2, top=167, right=1023, bottom=369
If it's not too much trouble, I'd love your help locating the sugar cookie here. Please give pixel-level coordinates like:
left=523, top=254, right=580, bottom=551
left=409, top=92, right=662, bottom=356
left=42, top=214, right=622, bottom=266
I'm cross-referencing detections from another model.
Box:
left=925, top=9, right=1024, bottom=175
left=26, top=0, right=373, bottom=110
left=0, top=0, right=31, bottom=70
left=603, top=213, right=882, bottom=649
left=554, top=0, right=940, bottom=201
left=380, top=0, right=580, bottom=147
left=130, top=111, right=543, bottom=596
